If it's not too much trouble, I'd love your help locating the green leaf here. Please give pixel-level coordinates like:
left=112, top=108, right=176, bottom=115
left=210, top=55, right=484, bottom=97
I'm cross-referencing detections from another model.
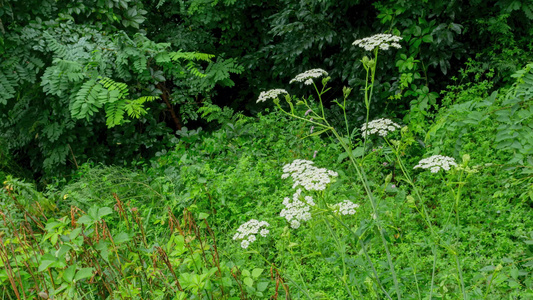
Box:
left=243, top=277, right=253, bottom=288
left=352, top=147, right=364, bottom=157
left=251, top=268, right=263, bottom=279
left=422, top=35, right=433, bottom=43
left=74, top=267, right=94, bottom=281
left=95, top=240, right=110, bottom=262
left=175, top=235, right=185, bottom=253
left=113, top=232, right=131, bottom=244
left=56, top=244, right=72, bottom=259
left=69, top=228, right=82, bottom=240
left=77, top=215, right=93, bottom=225
left=63, top=264, right=77, bottom=282
left=256, top=282, right=268, bottom=292
left=38, top=260, right=56, bottom=272
left=97, top=207, right=113, bottom=219
left=480, top=265, right=495, bottom=272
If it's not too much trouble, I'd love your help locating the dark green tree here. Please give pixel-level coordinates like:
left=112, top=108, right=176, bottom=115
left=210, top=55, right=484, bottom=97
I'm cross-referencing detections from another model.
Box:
left=0, top=0, right=242, bottom=179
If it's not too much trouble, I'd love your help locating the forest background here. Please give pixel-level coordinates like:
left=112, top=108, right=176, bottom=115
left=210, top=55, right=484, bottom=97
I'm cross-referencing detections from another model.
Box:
left=0, top=0, right=533, bottom=299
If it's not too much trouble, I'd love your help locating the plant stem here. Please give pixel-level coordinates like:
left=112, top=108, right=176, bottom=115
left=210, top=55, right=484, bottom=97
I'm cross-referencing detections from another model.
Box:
left=454, top=254, right=466, bottom=300
left=429, top=246, right=437, bottom=300
left=483, top=266, right=500, bottom=299
left=330, top=128, right=402, bottom=300
left=322, top=217, right=353, bottom=300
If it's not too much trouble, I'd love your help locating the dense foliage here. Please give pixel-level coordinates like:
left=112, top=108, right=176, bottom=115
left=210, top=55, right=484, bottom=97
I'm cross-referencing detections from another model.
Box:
left=1, top=0, right=533, bottom=299
left=1, top=0, right=532, bottom=178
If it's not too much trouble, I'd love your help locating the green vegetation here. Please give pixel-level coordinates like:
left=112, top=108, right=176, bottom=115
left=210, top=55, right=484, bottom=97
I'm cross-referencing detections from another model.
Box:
left=1, top=0, right=532, bottom=299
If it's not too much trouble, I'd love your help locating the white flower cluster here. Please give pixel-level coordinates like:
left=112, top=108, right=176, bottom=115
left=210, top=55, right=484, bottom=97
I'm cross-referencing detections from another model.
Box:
left=361, top=118, right=401, bottom=138
left=333, top=200, right=360, bottom=216
left=233, top=219, right=270, bottom=249
left=352, top=34, right=403, bottom=52
left=280, top=189, right=316, bottom=229
left=289, top=69, right=328, bottom=85
left=257, top=89, right=288, bottom=103
left=281, top=159, right=338, bottom=191
left=414, top=155, right=457, bottom=173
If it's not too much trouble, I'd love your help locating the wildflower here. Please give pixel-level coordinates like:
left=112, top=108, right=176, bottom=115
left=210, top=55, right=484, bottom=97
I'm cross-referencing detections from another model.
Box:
left=391, top=184, right=396, bottom=188
left=352, top=34, right=403, bottom=52
left=310, top=126, right=314, bottom=133
left=280, top=189, right=315, bottom=229
left=290, top=220, right=301, bottom=229
left=305, top=109, right=312, bottom=116
left=313, top=150, right=318, bottom=159
left=361, top=118, right=401, bottom=138
left=233, top=219, right=270, bottom=249
left=414, top=155, right=457, bottom=173
left=241, top=240, right=250, bottom=249
left=281, top=159, right=338, bottom=191
left=333, top=200, right=360, bottom=216
left=289, top=69, right=328, bottom=85
left=257, top=89, right=288, bottom=103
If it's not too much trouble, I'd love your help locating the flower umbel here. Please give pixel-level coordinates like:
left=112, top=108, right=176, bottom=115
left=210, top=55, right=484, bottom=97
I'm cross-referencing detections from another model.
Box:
left=289, top=69, right=328, bottom=85
left=257, top=89, right=288, bottom=103
left=333, top=200, right=360, bottom=216
left=233, top=219, right=270, bottom=249
left=353, top=34, right=403, bottom=52
left=361, top=118, right=401, bottom=138
left=414, top=155, right=457, bottom=173
left=281, top=159, right=338, bottom=191
left=280, top=189, right=316, bottom=229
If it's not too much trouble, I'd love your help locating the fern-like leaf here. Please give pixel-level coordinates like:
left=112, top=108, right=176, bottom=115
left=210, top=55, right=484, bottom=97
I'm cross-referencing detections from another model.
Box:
left=99, top=77, right=129, bottom=99
left=201, top=58, right=244, bottom=89
left=41, top=66, right=70, bottom=96
left=169, top=51, right=215, bottom=62
left=70, top=79, right=103, bottom=120
left=186, top=61, right=207, bottom=78
left=0, top=70, right=17, bottom=105
left=105, top=101, right=127, bottom=127
left=124, top=96, right=157, bottom=118
left=522, top=3, right=533, bottom=19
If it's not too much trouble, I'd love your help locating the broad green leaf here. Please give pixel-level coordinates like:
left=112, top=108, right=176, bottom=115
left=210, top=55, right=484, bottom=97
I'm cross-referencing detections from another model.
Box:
left=77, top=215, right=93, bottom=225
left=422, top=34, right=433, bottom=43
left=96, top=240, right=110, bottom=262
left=243, top=277, right=253, bottom=288
left=63, top=264, right=77, bottom=282
left=352, top=147, right=364, bottom=157
left=38, top=260, right=56, bottom=272
left=508, top=279, right=520, bottom=288
left=113, top=232, right=131, bottom=244
left=69, top=228, right=82, bottom=240
left=256, top=281, right=268, bottom=292
left=74, top=267, right=94, bottom=281
left=97, top=207, right=113, bottom=219
left=56, top=245, right=72, bottom=259
left=174, top=235, right=185, bottom=254
left=480, top=265, right=495, bottom=272
left=251, top=268, right=264, bottom=278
